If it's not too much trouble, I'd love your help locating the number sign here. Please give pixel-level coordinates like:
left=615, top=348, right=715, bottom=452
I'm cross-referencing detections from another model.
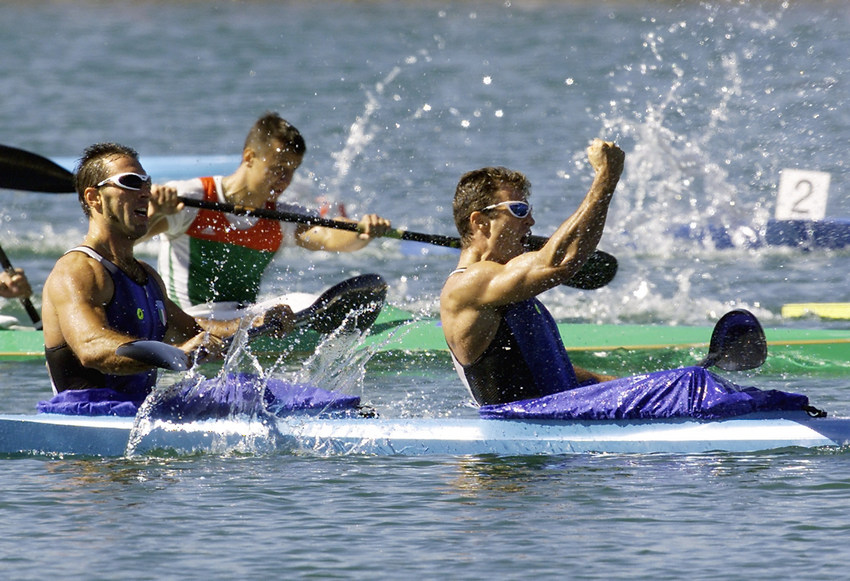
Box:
left=775, top=169, right=830, bottom=220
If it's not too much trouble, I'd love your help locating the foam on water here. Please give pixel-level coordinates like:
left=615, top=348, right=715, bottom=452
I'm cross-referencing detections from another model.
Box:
left=125, top=299, right=392, bottom=456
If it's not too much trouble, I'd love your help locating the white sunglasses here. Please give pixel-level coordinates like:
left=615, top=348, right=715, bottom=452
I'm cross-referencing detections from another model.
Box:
left=96, top=172, right=152, bottom=191
left=480, top=200, right=532, bottom=218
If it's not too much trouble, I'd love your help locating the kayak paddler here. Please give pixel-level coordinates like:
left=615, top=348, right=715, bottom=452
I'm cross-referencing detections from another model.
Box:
left=440, top=139, right=624, bottom=406
left=41, top=142, right=296, bottom=401
left=141, top=111, right=392, bottom=316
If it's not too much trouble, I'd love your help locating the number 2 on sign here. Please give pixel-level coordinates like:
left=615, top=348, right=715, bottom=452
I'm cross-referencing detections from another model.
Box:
left=775, top=169, right=830, bottom=221
left=791, top=180, right=814, bottom=214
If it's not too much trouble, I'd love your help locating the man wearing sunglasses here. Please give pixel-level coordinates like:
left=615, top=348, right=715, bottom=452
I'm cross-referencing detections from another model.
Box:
left=440, top=138, right=624, bottom=406
left=41, top=142, right=294, bottom=402
left=143, top=112, right=391, bottom=316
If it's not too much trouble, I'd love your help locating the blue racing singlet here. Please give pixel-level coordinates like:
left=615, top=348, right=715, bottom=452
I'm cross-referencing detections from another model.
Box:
left=453, top=298, right=580, bottom=405
left=45, top=247, right=169, bottom=398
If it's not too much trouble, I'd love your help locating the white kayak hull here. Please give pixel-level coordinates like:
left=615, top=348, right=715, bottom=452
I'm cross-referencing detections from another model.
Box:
left=1, top=412, right=848, bottom=457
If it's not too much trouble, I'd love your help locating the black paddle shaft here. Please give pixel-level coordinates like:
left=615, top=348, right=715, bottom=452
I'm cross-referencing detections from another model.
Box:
left=177, top=197, right=618, bottom=291
left=0, top=244, right=42, bottom=328
left=0, top=143, right=618, bottom=290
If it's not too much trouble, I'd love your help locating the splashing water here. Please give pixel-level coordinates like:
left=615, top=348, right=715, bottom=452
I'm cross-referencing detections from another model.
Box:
left=300, top=65, right=405, bottom=217
left=321, top=70, right=391, bottom=211
left=125, top=303, right=387, bottom=456
left=126, top=374, right=285, bottom=457
left=538, top=2, right=813, bottom=326
left=595, top=2, right=796, bottom=257
left=604, top=55, right=751, bottom=253
left=305, top=49, right=440, bottom=221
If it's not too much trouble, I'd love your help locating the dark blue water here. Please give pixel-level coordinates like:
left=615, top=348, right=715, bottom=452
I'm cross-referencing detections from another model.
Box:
left=2, top=1, right=850, bottom=578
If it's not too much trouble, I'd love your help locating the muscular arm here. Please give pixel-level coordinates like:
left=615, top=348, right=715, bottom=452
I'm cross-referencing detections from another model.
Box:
left=441, top=140, right=624, bottom=365
left=531, top=140, right=624, bottom=285
left=479, top=140, right=623, bottom=308
left=295, top=214, right=391, bottom=252
left=42, top=253, right=159, bottom=375
left=43, top=257, right=294, bottom=375
left=451, top=140, right=624, bottom=313
left=144, top=264, right=295, bottom=350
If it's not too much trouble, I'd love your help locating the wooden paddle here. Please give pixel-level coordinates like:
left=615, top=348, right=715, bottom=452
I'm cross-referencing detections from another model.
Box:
left=0, top=243, right=41, bottom=329
left=116, top=273, right=388, bottom=371
left=698, top=309, right=767, bottom=371
left=0, top=144, right=618, bottom=290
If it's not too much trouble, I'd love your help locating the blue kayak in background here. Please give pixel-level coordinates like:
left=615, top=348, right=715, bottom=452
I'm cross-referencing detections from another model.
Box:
left=672, top=218, right=850, bottom=250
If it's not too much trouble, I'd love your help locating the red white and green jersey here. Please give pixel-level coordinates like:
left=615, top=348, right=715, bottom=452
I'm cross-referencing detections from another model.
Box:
left=156, top=176, right=310, bottom=309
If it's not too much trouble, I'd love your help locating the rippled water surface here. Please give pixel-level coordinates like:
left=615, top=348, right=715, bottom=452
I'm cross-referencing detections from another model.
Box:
left=2, top=1, right=850, bottom=578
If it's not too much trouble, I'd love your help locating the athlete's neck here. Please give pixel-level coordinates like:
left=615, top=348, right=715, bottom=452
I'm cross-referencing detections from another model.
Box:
left=82, top=237, right=145, bottom=281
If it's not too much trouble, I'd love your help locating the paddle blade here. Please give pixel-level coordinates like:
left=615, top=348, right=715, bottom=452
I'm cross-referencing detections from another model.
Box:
left=117, top=340, right=190, bottom=371
left=295, top=274, right=388, bottom=334
left=699, top=309, right=767, bottom=371
left=0, top=145, right=74, bottom=192
left=566, top=250, right=618, bottom=290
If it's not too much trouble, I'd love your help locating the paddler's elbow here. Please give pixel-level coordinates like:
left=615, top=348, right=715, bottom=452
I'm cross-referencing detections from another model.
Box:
left=80, top=352, right=122, bottom=373
left=77, top=344, right=138, bottom=374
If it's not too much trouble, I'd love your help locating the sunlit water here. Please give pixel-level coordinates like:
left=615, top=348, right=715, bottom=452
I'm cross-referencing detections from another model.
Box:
left=2, top=1, right=850, bottom=579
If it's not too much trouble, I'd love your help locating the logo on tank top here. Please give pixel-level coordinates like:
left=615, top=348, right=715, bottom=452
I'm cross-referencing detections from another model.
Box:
left=156, top=301, right=167, bottom=326
left=136, top=308, right=145, bottom=320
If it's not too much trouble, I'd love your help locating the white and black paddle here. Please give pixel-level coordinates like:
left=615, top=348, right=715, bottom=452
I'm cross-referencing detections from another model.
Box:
left=116, top=273, right=387, bottom=371
left=0, top=144, right=618, bottom=291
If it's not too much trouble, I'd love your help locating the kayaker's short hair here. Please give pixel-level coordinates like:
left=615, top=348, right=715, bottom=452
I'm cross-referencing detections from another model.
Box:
left=453, top=167, right=531, bottom=244
left=74, top=142, right=140, bottom=217
left=244, top=112, right=306, bottom=158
